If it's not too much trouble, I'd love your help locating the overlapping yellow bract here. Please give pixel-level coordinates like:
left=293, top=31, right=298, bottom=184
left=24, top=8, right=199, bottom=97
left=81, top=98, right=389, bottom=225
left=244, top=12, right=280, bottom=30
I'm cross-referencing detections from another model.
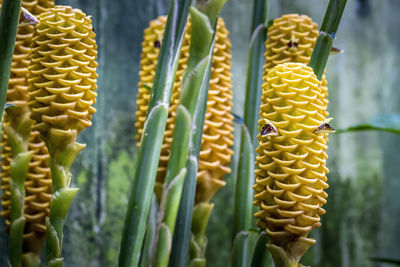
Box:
left=265, top=14, right=328, bottom=116
left=0, top=0, right=54, bottom=252
left=28, top=5, right=98, bottom=139
left=254, top=63, right=329, bottom=248
left=135, top=16, right=234, bottom=203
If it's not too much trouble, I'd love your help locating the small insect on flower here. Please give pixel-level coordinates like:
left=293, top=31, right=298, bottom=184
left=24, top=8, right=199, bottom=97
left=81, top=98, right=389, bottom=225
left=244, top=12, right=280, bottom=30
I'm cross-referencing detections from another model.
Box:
left=154, top=40, right=161, bottom=48
left=314, top=118, right=336, bottom=134
left=260, top=119, right=278, bottom=136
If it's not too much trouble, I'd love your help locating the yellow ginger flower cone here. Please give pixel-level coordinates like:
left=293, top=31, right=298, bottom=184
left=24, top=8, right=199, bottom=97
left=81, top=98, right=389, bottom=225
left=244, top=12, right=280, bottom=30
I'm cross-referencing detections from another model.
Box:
left=28, top=5, right=98, bottom=146
left=0, top=0, right=54, bottom=262
left=27, top=5, right=98, bottom=264
left=253, top=62, right=334, bottom=265
left=265, top=14, right=329, bottom=116
left=135, top=16, right=234, bottom=204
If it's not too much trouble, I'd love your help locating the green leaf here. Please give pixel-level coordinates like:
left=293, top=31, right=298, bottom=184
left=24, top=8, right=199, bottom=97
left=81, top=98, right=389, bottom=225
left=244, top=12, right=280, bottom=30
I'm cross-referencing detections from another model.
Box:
left=169, top=16, right=219, bottom=267
left=118, top=1, right=192, bottom=264
left=46, top=218, right=61, bottom=264
left=231, top=229, right=259, bottom=267
left=309, top=0, right=347, bottom=80
left=140, top=194, right=158, bottom=267
left=245, top=0, right=268, bottom=146
left=232, top=1, right=268, bottom=266
left=370, top=257, right=400, bottom=265
left=0, top=0, right=22, bottom=121
left=154, top=224, right=172, bottom=267
left=50, top=188, right=79, bottom=219
left=336, top=113, right=400, bottom=134
left=9, top=217, right=25, bottom=267
left=10, top=151, right=33, bottom=193
left=251, top=231, right=271, bottom=267
left=163, top=167, right=187, bottom=230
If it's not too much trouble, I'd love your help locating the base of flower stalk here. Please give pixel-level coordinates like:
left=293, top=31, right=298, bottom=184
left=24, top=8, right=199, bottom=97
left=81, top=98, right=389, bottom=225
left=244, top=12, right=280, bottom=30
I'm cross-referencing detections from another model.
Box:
left=189, top=202, right=214, bottom=267
left=21, top=252, right=41, bottom=267
left=267, top=243, right=310, bottom=267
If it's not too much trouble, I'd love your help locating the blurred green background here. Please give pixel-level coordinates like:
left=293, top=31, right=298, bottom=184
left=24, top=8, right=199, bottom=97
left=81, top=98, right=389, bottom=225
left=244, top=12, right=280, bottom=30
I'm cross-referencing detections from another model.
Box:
left=1, top=0, right=399, bottom=266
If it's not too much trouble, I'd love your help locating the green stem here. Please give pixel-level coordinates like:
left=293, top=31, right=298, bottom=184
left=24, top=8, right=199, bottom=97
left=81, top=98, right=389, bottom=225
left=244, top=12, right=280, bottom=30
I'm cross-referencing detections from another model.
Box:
left=232, top=0, right=268, bottom=266
left=267, top=244, right=308, bottom=267
left=118, top=0, right=191, bottom=266
left=188, top=203, right=213, bottom=267
left=153, top=2, right=226, bottom=265
left=168, top=1, right=228, bottom=266
left=45, top=141, right=83, bottom=267
left=0, top=0, right=22, bottom=120
left=244, top=0, right=268, bottom=145
left=3, top=112, right=34, bottom=267
left=309, top=0, right=347, bottom=79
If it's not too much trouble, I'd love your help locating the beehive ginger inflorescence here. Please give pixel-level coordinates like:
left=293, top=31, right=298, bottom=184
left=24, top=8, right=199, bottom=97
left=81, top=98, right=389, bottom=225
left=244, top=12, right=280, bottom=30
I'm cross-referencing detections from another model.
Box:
left=135, top=16, right=234, bottom=204
left=28, top=5, right=98, bottom=144
left=265, top=14, right=329, bottom=116
left=253, top=63, right=333, bottom=259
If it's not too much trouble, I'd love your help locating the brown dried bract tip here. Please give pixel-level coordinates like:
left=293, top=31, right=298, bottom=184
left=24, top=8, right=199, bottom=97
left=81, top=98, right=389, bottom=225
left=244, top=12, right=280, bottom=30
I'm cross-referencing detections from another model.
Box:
left=28, top=5, right=98, bottom=142
left=135, top=16, right=234, bottom=203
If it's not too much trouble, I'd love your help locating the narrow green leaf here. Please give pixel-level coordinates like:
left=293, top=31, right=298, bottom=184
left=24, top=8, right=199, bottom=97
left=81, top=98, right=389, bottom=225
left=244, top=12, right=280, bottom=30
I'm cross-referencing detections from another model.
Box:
left=119, top=0, right=192, bottom=264
left=245, top=0, right=268, bottom=145
left=336, top=113, right=400, bottom=134
left=163, top=167, right=187, bottom=230
left=251, top=231, right=271, bottom=267
left=154, top=224, right=172, bottom=267
left=9, top=217, right=25, bottom=267
left=50, top=188, right=79, bottom=219
left=233, top=1, right=268, bottom=266
left=139, top=195, right=158, bottom=267
left=154, top=6, right=218, bottom=266
left=169, top=16, right=219, bottom=267
left=46, top=218, right=61, bottom=264
left=10, top=151, right=32, bottom=200
left=197, top=0, right=227, bottom=25
left=231, top=229, right=259, bottom=267
left=309, top=0, right=347, bottom=79
left=0, top=0, right=22, bottom=121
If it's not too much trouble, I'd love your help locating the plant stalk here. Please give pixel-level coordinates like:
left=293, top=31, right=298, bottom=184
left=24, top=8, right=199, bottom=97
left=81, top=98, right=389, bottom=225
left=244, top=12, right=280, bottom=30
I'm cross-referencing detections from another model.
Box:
left=188, top=203, right=213, bottom=267
left=118, top=0, right=191, bottom=266
left=169, top=2, right=230, bottom=266
left=309, top=0, right=347, bottom=79
left=45, top=140, right=84, bottom=267
left=232, top=0, right=268, bottom=266
left=0, top=0, right=22, bottom=120
left=3, top=110, right=34, bottom=267
left=153, top=1, right=227, bottom=265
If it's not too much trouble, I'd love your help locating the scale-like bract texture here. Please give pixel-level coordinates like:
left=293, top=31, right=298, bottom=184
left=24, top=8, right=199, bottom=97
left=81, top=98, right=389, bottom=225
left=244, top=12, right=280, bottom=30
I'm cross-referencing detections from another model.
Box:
left=0, top=0, right=54, bottom=253
left=28, top=5, right=98, bottom=137
left=135, top=16, right=234, bottom=203
left=265, top=14, right=328, bottom=116
left=254, top=63, right=329, bottom=248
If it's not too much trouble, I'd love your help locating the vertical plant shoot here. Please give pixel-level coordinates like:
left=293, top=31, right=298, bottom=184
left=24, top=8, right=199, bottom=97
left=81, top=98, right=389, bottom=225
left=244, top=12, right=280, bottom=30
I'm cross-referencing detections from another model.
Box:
left=27, top=5, right=97, bottom=266
left=135, top=16, right=234, bottom=202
